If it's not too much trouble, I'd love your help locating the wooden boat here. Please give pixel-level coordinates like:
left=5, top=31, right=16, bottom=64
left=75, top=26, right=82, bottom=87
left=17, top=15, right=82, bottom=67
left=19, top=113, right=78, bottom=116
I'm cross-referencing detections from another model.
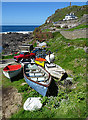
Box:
left=23, top=63, right=52, bottom=96
left=3, top=64, right=22, bottom=79
left=34, top=57, right=46, bottom=67
left=45, top=63, right=66, bottom=80
left=20, top=58, right=31, bottom=66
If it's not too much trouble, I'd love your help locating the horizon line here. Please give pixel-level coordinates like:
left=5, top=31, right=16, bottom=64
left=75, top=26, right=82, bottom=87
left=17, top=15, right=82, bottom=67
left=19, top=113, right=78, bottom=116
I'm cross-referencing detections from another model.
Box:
left=0, top=24, right=41, bottom=26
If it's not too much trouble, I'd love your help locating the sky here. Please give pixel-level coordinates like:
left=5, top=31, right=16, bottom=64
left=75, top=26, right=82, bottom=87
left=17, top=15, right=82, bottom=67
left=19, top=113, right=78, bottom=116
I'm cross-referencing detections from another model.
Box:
left=2, top=2, right=87, bottom=25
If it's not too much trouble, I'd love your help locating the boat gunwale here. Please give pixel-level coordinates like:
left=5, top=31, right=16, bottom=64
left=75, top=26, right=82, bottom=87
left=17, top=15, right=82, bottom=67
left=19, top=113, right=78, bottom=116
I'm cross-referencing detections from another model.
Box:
left=3, top=64, right=22, bottom=72
left=45, top=63, right=65, bottom=72
left=23, top=63, right=52, bottom=87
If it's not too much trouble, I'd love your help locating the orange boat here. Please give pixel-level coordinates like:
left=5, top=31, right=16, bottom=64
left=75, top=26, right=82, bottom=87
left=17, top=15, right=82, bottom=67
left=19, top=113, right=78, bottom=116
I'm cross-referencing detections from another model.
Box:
left=35, top=57, right=46, bottom=61
left=35, top=57, right=46, bottom=67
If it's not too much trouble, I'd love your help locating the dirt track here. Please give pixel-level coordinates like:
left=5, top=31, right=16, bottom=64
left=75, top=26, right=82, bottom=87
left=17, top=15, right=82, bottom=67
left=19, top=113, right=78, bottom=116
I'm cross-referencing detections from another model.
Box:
left=2, top=87, right=22, bottom=119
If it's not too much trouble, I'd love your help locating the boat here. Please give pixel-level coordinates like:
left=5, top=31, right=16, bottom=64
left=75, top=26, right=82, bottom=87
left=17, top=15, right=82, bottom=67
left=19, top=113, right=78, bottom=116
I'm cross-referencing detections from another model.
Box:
left=45, top=63, right=66, bottom=80
left=45, top=53, right=55, bottom=63
left=23, top=63, right=52, bottom=96
left=3, top=64, right=22, bottom=79
left=33, top=47, right=46, bottom=58
left=20, top=58, right=31, bottom=66
left=34, top=57, right=46, bottom=67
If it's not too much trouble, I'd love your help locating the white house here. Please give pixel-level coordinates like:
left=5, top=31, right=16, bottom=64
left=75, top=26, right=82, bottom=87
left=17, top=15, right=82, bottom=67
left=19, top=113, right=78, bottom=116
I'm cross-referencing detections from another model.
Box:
left=63, top=13, right=78, bottom=21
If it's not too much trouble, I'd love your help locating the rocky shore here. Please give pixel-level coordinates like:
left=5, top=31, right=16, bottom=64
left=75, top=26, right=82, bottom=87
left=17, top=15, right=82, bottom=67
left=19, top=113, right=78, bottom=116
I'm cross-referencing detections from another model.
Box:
left=2, top=32, right=33, bottom=55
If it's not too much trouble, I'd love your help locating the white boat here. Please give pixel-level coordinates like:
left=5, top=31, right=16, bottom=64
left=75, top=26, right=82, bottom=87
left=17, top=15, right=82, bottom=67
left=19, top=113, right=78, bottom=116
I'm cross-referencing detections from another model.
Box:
left=3, top=64, right=22, bottom=79
left=45, top=53, right=55, bottom=63
left=45, top=63, right=66, bottom=80
left=23, top=63, right=52, bottom=96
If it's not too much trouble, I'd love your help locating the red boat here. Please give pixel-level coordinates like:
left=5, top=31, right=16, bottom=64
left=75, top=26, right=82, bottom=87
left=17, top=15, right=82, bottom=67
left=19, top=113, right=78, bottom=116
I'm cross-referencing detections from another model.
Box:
left=3, top=64, right=22, bottom=79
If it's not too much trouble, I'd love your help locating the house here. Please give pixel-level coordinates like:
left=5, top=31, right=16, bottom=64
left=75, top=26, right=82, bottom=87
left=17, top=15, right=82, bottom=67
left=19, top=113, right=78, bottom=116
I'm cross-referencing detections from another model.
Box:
left=63, top=13, right=78, bottom=21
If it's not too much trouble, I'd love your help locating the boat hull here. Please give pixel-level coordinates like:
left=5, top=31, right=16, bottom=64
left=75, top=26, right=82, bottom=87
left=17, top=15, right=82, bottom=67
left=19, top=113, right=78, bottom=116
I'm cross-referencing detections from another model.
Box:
left=34, top=60, right=45, bottom=67
left=23, top=63, right=52, bottom=96
left=3, top=65, right=22, bottom=79
left=24, top=75, right=48, bottom=96
left=45, top=63, right=66, bottom=79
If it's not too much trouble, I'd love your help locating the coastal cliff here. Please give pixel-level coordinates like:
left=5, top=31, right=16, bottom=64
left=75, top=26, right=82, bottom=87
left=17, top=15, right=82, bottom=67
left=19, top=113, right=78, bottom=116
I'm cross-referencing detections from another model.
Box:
left=1, top=4, right=88, bottom=119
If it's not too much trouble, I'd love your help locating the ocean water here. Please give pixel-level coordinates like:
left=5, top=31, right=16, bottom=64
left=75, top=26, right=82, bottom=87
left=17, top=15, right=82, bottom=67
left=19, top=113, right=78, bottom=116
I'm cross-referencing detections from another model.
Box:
left=0, top=25, right=40, bottom=53
left=1, top=25, right=40, bottom=32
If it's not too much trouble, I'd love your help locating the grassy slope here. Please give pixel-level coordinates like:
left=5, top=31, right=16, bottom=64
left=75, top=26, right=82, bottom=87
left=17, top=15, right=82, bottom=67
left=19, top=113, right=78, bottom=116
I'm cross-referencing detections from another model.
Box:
left=46, top=32, right=87, bottom=118
left=48, top=5, right=87, bottom=22
left=2, top=30, right=87, bottom=119
left=65, top=24, right=88, bottom=31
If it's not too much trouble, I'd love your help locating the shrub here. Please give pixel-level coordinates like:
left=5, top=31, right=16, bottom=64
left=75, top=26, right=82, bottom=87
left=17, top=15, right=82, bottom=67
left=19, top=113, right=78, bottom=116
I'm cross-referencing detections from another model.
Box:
left=18, top=84, right=30, bottom=92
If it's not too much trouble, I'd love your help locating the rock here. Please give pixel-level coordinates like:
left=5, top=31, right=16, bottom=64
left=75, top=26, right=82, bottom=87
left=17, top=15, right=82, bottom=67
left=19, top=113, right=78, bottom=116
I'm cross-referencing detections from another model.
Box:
left=23, top=97, right=42, bottom=111
left=2, top=32, right=33, bottom=55
left=60, top=29, right=87, bottom=39
left=64, top=79, right=73, bottom=86
left=21, top=82, right=27, bottom=86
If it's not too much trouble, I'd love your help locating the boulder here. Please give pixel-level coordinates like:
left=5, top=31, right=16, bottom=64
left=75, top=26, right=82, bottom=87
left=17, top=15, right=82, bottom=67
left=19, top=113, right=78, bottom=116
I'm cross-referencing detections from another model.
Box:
left=23, top=97, right=42, bottom=111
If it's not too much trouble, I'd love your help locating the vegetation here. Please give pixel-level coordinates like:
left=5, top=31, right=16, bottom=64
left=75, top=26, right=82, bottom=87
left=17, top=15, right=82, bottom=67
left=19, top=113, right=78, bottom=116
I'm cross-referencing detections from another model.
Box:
left=2, top=4, right=88, bottom=119
left=46, top=5, right=87, bottom=22
left=2, top=53, right=19, bottom=59
left=2, top=30, right=87, bottom=119
left=42, top=28, right=50, bottom=32
left=65, top=24, right=88, bottom=31
left=33, top=28, right=53, bottom=42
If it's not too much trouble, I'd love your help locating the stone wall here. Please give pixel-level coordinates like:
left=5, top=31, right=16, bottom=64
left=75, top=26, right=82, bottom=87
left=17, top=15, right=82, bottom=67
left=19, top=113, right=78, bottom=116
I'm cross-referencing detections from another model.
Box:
left=60, top=29, right=87, bottom=39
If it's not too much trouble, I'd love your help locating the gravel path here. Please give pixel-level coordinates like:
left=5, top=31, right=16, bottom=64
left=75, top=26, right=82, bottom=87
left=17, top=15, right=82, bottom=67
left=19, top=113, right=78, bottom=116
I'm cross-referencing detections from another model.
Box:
left=0, top=59, right=15, bottom=68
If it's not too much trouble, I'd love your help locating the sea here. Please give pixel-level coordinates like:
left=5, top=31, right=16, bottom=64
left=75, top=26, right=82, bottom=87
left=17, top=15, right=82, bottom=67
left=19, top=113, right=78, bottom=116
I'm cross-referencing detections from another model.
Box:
left=0, top=25, right=40, bottom=53
left=1, top=25, right=40, bottom=33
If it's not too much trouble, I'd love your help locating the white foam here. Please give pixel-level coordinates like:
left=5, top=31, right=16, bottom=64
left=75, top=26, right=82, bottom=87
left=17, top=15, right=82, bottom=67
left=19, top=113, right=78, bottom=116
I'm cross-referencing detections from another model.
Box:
left=0, top=31, right=33, bottom=34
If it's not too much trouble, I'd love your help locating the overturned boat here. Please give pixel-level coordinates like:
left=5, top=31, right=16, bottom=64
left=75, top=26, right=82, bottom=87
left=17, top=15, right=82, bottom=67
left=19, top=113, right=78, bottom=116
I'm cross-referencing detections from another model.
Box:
left=3, top=64, right=22, bottom=79
left=23, top=63, right=52, bottom=96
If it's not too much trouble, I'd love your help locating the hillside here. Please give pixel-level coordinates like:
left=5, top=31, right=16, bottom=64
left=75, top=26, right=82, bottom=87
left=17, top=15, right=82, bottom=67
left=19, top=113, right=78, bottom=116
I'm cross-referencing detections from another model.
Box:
left=45, top=5, right=87, bottom=23
left=25, top=5, right=88, bottom=118
left=4, top=31, right=87, bottom=118
left=2, top=5, right=88, bottom=119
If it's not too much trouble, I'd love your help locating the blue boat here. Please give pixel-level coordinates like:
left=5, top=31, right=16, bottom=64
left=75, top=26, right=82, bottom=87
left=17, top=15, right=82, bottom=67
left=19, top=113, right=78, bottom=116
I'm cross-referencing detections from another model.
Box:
left=23, top=63, right=52, bottom=96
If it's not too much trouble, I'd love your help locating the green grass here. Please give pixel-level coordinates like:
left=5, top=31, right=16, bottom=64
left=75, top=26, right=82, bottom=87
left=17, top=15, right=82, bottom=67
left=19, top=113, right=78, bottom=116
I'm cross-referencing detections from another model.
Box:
left=2, top=53, right=19, bottom=59
left=2, top=30, right=87, bottom=119
left=42, top=29, right=50, bottom=32
left=45, top=31, right=87, bottom=118
left=47, top=5, right=87, bottom=22
left=65, top=24, right=88, bottom=31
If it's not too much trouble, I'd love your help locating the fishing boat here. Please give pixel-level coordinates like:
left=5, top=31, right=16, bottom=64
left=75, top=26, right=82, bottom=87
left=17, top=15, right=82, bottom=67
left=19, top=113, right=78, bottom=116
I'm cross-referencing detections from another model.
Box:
left=45, top=53, right=55, bottom=63
left=3, top=64, right=22, bottom=79
left=20, top=58, right=31, bottom=66
left=45, top=63, right=66, bottom=80
left=34, top=57, right=46, bottom=67
left=23, top=63, right=52, bottom=96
